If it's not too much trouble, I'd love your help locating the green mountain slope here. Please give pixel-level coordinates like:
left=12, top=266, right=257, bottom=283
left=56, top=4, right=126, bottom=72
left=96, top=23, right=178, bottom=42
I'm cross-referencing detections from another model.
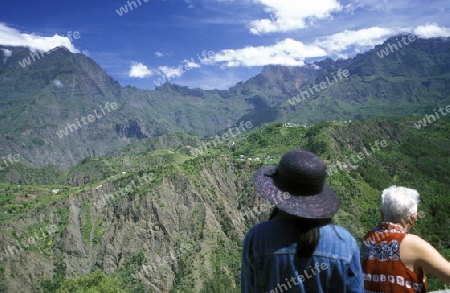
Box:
left=1, top=115, right=450, bottom=292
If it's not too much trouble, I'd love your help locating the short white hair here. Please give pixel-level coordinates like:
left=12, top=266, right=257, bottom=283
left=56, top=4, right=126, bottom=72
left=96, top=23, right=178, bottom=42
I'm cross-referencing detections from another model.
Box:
left=381, top=185, right=420, bottom=223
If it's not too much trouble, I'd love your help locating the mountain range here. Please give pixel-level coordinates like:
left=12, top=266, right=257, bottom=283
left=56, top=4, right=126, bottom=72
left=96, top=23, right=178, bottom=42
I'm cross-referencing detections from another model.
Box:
left=1, top=35, right=449, bottom=168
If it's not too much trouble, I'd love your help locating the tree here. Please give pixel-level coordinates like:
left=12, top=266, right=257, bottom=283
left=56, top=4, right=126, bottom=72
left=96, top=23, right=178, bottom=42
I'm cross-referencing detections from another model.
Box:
left=57, top=271, right=125, bottom=293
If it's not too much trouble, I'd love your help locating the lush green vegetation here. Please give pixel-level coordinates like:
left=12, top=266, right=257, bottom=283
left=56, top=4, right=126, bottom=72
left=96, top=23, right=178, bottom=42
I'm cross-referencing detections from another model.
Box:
left=56, top=271, right=124, bottom=293
left=1, top=116, right=450, bottom=291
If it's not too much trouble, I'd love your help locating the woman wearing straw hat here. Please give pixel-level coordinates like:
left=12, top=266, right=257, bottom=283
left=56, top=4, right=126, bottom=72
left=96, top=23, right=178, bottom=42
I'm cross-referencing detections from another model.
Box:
left=241, top=149, right=363, bottom=293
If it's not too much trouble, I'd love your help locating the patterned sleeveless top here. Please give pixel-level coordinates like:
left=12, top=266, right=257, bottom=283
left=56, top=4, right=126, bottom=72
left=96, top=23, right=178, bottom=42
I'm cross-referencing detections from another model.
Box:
left=360, top=222, right=427, bottom=293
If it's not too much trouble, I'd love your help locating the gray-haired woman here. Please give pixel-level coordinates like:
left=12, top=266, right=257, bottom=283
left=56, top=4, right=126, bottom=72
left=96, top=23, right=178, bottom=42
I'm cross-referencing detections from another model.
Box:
left=361, top=185, right=450, bottom=292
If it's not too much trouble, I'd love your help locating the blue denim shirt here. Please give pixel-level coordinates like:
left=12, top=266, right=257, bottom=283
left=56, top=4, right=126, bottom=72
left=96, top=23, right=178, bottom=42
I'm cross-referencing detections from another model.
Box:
left=241, top=211, right=363, bottom=293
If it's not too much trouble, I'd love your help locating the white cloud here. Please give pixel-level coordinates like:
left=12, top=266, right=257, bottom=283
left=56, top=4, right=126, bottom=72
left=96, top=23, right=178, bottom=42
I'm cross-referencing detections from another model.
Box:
left=209, top=38, right=327, bottom=67
left=314, top=27, right=398, bottom=57
left=0, top=23, right=79, bottom=53
left=157, top=66, right=184, bottom=79
left=154, top=50, right=174, bottom=58
left=413, top=23, right=450, bottom=38
left=2, top=48, right=12, bottom=64
left=196, top=23, right=450, bottom=69
left=130, top=59, right=201, bottom=80
left=181, top=59, right=200, bottom=68
left=249, top=0, right=342, bottom=34
left=53, top=79, right=64, bottom=88
left=129, top=62, right=155, bottom=78
left=345, top=0, right=391, bottom=12
left=312, top=24, right=450, bottom=58
left=184, top=0, right=194, bottom=8
left=135, top=23, right=450, bottom=76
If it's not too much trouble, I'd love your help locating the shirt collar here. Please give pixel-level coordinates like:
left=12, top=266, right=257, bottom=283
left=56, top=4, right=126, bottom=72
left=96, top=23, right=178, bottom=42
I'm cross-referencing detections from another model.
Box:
left=377, top=222, right=406, bottom=232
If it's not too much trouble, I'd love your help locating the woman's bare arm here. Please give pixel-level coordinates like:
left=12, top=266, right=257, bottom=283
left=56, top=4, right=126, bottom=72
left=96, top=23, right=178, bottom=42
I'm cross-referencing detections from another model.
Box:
left=406, top=234, right=450, bottom=284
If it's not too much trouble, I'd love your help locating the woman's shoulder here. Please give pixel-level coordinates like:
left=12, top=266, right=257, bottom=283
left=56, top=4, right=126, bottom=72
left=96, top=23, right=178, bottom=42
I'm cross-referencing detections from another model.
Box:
left=402, top=233, right=430, bottom=250
left=316, top=224, right=359, bottom=261
left=320, top=223, right=351, bottom=233
left=320, top=224, right=358, bottom=243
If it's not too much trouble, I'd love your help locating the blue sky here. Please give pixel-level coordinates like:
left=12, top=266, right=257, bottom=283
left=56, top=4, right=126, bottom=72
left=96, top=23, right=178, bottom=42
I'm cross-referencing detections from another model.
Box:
left=1, top=0, right=450, bottom=90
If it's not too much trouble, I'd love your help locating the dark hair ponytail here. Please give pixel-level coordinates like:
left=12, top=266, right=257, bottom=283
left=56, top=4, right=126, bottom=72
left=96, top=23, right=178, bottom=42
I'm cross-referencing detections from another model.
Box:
left=270, top=207, right=332, bottom=257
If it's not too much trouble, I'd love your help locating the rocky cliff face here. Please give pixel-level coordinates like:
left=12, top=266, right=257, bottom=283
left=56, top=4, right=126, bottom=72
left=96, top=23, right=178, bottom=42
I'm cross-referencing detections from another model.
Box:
left=0, top=156, right=266, bottom=292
